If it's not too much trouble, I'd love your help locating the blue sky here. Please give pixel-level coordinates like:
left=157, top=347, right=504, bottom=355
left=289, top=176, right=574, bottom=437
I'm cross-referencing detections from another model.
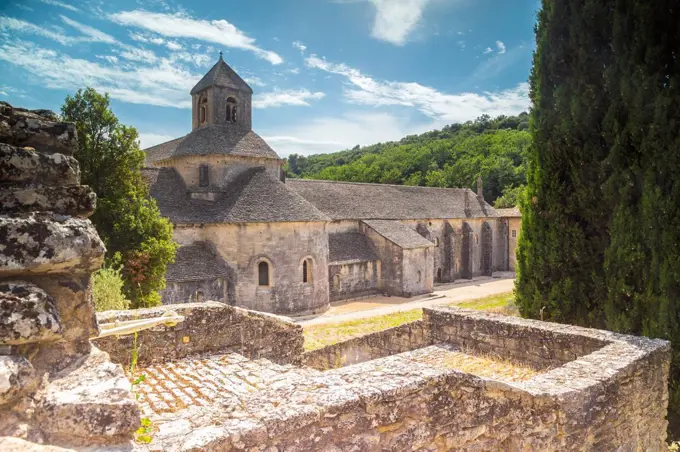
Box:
left=0, top=0, right=538, bottom=156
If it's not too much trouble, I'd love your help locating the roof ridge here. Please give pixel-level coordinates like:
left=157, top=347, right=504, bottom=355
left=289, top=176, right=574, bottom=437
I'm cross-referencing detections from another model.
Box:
left=288, top=178, right=474, bottom=192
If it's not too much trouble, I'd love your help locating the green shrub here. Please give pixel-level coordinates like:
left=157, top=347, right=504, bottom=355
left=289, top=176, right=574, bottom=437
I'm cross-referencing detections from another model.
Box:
left=92, top=266, right=130, bottom=312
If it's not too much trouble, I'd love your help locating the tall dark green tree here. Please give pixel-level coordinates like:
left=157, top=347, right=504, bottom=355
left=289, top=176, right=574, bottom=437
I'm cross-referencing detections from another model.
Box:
left=518, top=0, right=680, bottom=418
left=62, top=88, right=177, bottom=308
left=516, top=0, right=614, bottom=326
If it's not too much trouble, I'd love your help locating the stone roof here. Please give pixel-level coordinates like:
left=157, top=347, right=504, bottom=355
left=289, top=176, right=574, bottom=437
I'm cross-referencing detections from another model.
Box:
left=287, top=179, right=497, bottom=220
left=495, top=206, right=521, bottom=217
left=142, top=166, right=329, bottom=224
left=362, top=220, right=434, bottom=250
left=144, top=126, right=280, bottom=164
left=328, top=232, right=380, bottom=265
left=165, top=242, right=229, bottom=282
left=190, top=55, right=253, bottom=95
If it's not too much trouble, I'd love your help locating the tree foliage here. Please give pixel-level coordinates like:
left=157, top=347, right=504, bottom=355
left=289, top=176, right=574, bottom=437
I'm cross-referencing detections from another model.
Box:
left=517, top=0, right=680, bottom=415
left=284, top=114, right=530, bottom=204
left=62, top=88, right=177, bottom=308
left=92, top=266, right=130, bottom=312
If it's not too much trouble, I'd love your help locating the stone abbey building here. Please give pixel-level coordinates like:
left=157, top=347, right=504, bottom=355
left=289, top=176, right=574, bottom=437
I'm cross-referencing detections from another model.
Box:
left=143, top=56, right=521, bottom=316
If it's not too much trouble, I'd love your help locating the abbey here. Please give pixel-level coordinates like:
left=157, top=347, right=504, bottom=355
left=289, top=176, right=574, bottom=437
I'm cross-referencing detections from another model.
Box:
left=143, top=56, right=521, bottom=316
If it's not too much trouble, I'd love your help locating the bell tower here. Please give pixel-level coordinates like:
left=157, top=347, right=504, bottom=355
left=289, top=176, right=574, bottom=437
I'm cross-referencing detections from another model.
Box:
left=190, top=52, right=253, bottom=130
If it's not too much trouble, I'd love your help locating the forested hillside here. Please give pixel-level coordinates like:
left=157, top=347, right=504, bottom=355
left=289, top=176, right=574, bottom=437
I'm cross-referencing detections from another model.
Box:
left=284, top=113, right=530, bottom=207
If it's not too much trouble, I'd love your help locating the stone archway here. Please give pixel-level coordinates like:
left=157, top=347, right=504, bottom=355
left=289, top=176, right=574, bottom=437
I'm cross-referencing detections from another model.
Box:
left=461, top=222, right=473, bottom=279
left=482, top=222, right=493, bottom=276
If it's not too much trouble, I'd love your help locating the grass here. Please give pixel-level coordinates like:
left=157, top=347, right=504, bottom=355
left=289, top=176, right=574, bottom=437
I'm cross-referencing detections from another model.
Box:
left=410, top=346, right=540, bottom=382
left=303, top=291, right=516, bottom=351
left=303, top=308, right=422, bottom=351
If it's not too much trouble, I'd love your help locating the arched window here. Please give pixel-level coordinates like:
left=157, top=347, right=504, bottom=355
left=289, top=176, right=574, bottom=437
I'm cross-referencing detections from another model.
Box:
left=199, top=95, right=208, bottom=124
left=195, top=290, right=204, bottom=303
left=332, top=274, right=340, bottom=291
left=258, top=261, right=270, bottom=286
left=302, top=258, right=312, bottom=283
left=417, top=271, right=422, bottom=283
left=437, top=268, right=442, bottom=280
left=226, top=97, right=237, bottom=123
left=435, top=238, right=440, bottom=247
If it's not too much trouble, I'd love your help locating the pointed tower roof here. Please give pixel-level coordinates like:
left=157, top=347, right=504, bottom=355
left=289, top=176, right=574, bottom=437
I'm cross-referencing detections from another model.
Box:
left=190, top=52, right=253, bottom=95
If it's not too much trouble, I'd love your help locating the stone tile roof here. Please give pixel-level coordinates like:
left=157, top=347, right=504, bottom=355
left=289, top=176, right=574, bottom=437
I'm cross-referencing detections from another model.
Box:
left=144, top=126, right=280, bottom=163
left=495, top=206, right=521, bottom=217
left=287, top=179, right=497, bottom=220
left=190, top=56, right=253, bottom=95
left=362, top=220, right=434, bottom=249
left=142, top=166, right=329, bottom=224
left=328, top=232, right=380, bottom=265
left=165, top=242, right=229, bottom=282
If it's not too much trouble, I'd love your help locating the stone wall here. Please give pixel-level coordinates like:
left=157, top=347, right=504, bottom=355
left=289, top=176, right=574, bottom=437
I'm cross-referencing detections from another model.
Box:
left=161, top=277, right=228, bottom=305
left=328, top=260, right=381, bottom=302
left=0, top=102, right=139, bottom=447
left=173, top=221, right=330, bottom=316
left=145, top=306, right=669, bottom=451
left=94, top=301, right=304, bottom=367
left=302, top=320, right=428, bottom=370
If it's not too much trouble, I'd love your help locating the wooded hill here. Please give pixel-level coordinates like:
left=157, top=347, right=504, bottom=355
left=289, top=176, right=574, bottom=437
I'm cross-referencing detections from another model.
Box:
left=284, top=113, right=530, bottom=207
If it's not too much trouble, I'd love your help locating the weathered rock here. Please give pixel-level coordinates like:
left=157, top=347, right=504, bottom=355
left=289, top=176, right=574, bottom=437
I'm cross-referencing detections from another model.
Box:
left=35, top=347, right=140, bottom=443
left=0, top=213, right=105, bottom=276
left=0, top=144, right=80, bottom=186
left=0, top=103, right=77, bottom=155
left=0, top=437, right=76, bottom=451
left=0, top=356, right=38, bottom=406
left=0, top=185, right=96, bottom=217
left=0, top=281, right=62, bottom=345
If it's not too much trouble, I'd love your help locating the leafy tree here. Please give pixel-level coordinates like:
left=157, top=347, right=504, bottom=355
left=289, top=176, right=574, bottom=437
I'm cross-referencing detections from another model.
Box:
left=62, top=88, right=176, bottom=308
left=494, top=185, right=525, bottom=209
left=515, top=0, right=613, bottom=326
left=284, top=114, right=531, bottom=205
left=92, top=265, right=130, bottom=312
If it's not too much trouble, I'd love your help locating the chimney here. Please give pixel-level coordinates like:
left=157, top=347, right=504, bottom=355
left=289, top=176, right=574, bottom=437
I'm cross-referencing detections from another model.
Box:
left=476, top=176, right=484, bottom=200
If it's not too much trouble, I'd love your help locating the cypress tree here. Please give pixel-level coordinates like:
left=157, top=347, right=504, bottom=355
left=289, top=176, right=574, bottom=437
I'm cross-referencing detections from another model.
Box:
left=516, top=0, right=613, bottom=326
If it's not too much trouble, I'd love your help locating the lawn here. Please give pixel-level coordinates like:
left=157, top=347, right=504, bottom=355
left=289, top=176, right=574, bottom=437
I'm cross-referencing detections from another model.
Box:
left=303, top=291, right=515, bottom=351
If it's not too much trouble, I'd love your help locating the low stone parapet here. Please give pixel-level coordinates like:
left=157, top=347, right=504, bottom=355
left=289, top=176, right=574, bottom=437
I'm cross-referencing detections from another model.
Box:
left=94, top=301, right=304, bottom=367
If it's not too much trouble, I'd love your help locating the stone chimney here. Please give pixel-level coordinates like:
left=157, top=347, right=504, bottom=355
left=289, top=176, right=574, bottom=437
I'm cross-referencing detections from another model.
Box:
left=476, top=176, right=484, bottom=199
left=0, top=102, right=139, bottom=447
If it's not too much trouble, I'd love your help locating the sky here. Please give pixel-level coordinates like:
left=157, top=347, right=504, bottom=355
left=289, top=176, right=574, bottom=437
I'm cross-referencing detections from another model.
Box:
left=0, top=0, right=539, bottom=157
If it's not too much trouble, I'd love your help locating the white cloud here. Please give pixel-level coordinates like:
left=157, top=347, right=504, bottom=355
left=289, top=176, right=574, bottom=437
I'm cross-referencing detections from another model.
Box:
left=253, top=89, right=325, bottom=109
left=96, top=55, right=119, bottom=64
left=496, top=40, right=506, bottom=54
left=288, top=67, right=300, bottom=75
left=0, top=39, right=197, bottom=108
left=244, top=76, right=266, bottom=87
left=129, top=32, right=164, bottom=45
left=0, top=16, right=78, bottom=46
left=138, top=133, right=175, bottom=148
left=305, top=54, right=530, bottom=122
left=292, top=40, right=306, bottom=54
left=109, top=10, right=283, bottom=65
left=166, top=41, right=182, bottom=51
left=483, top=47, right=493, bottom=54
left=263, top=111, right=424, bottom=156
left=39, top=0, right=79, bottom=12
left=60, top=16, right=118, bottom=44
left=367, top=0, right=430, bottom=45
left=118, top=47, right=158, bottom=63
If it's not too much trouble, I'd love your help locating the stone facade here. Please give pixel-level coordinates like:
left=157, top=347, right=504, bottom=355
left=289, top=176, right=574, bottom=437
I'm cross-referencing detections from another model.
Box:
left=143, top=56, right=521, bottom=315
left=0, top=102, right=139, bottom=448
left=118, top=304, right=668, bottom=451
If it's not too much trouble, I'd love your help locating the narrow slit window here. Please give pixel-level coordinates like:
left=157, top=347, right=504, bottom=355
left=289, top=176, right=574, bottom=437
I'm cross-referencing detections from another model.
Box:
left=258, top=261, right=269, bottom=286
left=199, top=95, right=208, bottom=124
left=302, top=259, right=312, bottom=283
left=227, top=97, right=237, bottom=123
left=199, top=164, right=209, bottom=187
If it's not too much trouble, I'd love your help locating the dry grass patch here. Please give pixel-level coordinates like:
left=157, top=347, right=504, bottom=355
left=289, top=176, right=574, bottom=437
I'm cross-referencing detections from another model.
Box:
left=303, top=291, right=517, bottom=351
left=303, top=309, right=422, bottom=351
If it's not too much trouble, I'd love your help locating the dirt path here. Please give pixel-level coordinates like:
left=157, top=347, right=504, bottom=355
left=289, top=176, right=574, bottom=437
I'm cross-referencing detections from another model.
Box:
left=296, top=276, right=515, bottom=326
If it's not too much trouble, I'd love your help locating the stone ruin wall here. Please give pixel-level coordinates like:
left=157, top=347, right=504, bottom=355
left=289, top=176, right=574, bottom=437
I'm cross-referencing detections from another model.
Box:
left=0, top=102, right=139, bottom=448
left=95, top=301, right=304, bottom=367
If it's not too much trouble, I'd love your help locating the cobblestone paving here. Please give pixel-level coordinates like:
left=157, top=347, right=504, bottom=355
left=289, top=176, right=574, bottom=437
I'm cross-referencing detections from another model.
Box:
left=133, top=353, right=322, bottom=420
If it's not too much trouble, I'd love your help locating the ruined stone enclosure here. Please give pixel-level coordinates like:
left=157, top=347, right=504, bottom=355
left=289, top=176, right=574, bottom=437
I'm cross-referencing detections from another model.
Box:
left=97, top=303, right=670, bottom=452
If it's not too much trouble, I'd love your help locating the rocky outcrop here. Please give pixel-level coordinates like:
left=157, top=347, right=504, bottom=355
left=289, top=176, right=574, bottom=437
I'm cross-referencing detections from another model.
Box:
left=0, top=102, right=139, bottom=448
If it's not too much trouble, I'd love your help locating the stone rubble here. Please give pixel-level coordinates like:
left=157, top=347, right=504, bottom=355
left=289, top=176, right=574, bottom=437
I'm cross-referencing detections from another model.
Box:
left=0, top=101, right=139, bottom=449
